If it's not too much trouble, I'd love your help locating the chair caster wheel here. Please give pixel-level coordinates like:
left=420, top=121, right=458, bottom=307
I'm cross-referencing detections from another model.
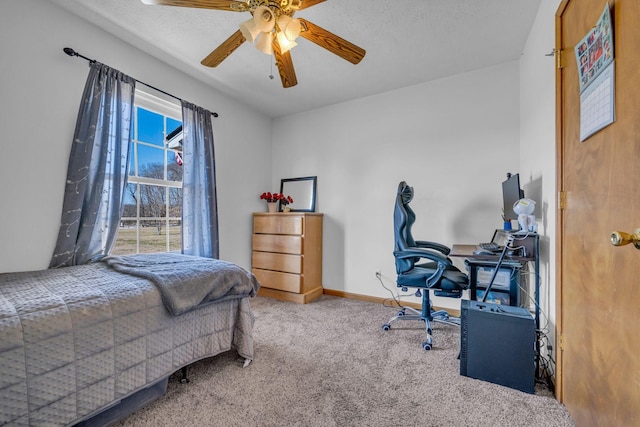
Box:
left=397, top=310, right=404, bottom=317
left=422, top=336, right=433, bottom=350
left=382, top=324, right=391, bottom=331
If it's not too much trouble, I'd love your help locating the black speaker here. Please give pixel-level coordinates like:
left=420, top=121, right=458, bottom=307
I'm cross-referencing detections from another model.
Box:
left=460, top=300, right=536, bottom=393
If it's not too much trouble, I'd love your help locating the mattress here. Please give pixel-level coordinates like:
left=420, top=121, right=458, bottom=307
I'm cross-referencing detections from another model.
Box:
left=0, top=261, right=255, bottom=426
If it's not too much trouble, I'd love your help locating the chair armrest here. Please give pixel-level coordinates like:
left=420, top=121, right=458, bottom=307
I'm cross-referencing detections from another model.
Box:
left=414, top=240, right=451, bottom=255
left=394, top=247, right=451, bottom=266
left=394, top=247, right=450, bottom=288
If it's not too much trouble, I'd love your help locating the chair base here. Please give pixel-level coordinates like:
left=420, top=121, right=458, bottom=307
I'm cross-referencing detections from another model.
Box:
left=382, top=305, right=460, bottom=350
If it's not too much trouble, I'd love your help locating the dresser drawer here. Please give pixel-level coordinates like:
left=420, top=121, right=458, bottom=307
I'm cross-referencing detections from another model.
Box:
left=252, top=251, right=302, bottom=274
left=252, top=268, right=302, bottom=293
left=254, top=215, right=303, bottom=235
left=252, top=234, right=302, bottom=254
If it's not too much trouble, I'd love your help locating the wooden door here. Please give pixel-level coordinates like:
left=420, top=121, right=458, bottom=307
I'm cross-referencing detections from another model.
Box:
left=556, top=1, right=640, bottom=425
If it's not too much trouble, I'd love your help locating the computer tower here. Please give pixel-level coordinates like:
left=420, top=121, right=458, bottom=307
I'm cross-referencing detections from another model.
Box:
left=460, top=299, right=536, bottom=393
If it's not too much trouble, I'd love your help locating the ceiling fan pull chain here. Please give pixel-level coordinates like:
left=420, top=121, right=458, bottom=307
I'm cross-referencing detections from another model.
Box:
left=269, top=57, right=274, bottom=80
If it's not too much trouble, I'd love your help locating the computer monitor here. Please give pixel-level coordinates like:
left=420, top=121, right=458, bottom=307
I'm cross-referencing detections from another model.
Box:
left=502, top=173, right=525, bottom=220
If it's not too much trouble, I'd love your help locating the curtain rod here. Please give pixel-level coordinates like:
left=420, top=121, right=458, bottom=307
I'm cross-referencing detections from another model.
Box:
left=63, top=47, right=219, bottom=118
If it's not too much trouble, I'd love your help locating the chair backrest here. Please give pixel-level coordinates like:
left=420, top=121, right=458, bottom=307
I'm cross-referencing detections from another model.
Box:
left=394, top=181, right=419, bottom=274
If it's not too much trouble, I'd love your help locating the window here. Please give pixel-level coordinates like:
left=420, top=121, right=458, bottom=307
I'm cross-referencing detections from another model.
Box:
left=112, top=90, right=183, bottom=255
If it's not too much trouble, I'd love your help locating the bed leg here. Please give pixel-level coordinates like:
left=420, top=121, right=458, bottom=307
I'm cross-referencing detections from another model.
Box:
left=180, top=366, right=190, bottom=384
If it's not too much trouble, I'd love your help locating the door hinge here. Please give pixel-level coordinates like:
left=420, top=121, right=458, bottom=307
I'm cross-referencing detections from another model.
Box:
left=558, top=191, right=567, bottom=209
left=556, top=49, right=564, bottom=69
left=559, top=332, right=565, bottom=351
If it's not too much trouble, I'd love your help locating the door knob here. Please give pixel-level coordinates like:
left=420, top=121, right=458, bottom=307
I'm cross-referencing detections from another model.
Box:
left=610, top=229, right=640, bottom=249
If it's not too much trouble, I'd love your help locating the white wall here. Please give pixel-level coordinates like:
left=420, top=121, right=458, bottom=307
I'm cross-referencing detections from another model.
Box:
left=519, top=0, right=562, bottom=344
left=0, top=0, right=272, bottom=273
left=273, top=62, right=521, bottom=309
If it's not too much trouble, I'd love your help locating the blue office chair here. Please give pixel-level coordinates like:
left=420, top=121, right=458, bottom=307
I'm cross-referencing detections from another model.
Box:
left=383, top=181, right=469, bottom=350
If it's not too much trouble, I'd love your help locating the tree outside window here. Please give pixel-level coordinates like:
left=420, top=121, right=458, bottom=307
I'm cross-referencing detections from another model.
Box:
left=112, top=91, right=183, bottom=255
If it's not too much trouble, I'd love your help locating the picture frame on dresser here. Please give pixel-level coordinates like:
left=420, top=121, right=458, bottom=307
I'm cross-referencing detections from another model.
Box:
left=280, top=176, right=317, bottom=212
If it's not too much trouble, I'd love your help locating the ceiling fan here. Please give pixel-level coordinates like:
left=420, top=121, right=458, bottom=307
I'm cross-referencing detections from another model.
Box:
left=140, top=0, right=366, bottom=88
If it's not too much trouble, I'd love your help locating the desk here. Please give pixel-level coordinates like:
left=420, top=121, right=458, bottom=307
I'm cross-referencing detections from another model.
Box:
left=450, top=237, right=540, bottom=325
left=450, top=244, right=535, bottom=262
left=450, top=244, right=535, bottom=305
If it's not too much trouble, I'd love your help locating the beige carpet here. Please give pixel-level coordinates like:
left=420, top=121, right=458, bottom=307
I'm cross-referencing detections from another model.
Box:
left=116, top=295, right=575, bottom=426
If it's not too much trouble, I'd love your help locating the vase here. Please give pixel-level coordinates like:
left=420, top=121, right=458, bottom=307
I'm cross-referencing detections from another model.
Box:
left=267, top=202, right=277, bottom=213
left=283, top=206, right=291, bottom=212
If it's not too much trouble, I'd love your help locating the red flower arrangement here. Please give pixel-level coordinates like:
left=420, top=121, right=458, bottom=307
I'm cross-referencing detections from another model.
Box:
left=260, top=192, right=294, bottom=205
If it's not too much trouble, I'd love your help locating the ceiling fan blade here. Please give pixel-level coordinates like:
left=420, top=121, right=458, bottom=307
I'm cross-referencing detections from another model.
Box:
left=272, top=39, right=298, bottom=88
left=201, top=30, right=246, bottom=67
left=298, top=18, right=366, bottom=64
left=297, top=0, right=326, bottom=10
left=140, top=0, right=248, bottom=12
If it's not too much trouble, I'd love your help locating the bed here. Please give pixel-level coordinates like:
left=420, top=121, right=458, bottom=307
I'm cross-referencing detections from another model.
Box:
left=0, top=253, right=259, bottom=426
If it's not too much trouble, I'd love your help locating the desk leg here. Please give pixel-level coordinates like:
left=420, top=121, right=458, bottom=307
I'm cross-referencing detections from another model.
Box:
left=469, top=267, right=477, bottom=301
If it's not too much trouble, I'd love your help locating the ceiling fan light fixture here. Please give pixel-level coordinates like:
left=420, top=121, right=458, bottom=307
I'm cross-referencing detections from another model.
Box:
left=276, top=31, right=297, bottom=53
left=255, top=31, right=274, bottom=55
left=278, top=15, right=301, bottom=41
left=253, top=5, right=276, bottom=33
left=239, top=18, right=261, bottom=43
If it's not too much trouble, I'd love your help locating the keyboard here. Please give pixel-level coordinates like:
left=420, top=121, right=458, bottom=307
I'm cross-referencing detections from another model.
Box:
left=478, top=242, right=503, bottom=252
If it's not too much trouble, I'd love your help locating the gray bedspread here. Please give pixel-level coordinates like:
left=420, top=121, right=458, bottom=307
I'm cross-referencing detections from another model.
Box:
left=103, top=253, right=260, bottom=315
left=0, top=258, right=256, bottom=426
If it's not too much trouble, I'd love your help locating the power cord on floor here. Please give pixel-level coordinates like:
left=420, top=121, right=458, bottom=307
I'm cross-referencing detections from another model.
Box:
left=376, top=271, right=413, bottom=309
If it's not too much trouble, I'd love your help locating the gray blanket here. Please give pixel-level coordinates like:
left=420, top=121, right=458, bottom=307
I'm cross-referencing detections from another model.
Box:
left=103, top=253, right=259, bottom=315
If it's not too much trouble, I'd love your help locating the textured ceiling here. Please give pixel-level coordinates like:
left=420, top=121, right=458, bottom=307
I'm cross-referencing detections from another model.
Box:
left=51, top=0, right=542, bottom=118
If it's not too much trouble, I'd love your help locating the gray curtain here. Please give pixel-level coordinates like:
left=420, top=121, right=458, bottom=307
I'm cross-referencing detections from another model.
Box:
left=50, top=62, right=136, bottom=268
left=181, top=101, right=219, bottom=259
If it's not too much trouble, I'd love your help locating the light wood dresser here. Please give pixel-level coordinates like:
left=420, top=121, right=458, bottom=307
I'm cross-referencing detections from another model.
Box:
left=252, top=212, right=323, bottom=304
